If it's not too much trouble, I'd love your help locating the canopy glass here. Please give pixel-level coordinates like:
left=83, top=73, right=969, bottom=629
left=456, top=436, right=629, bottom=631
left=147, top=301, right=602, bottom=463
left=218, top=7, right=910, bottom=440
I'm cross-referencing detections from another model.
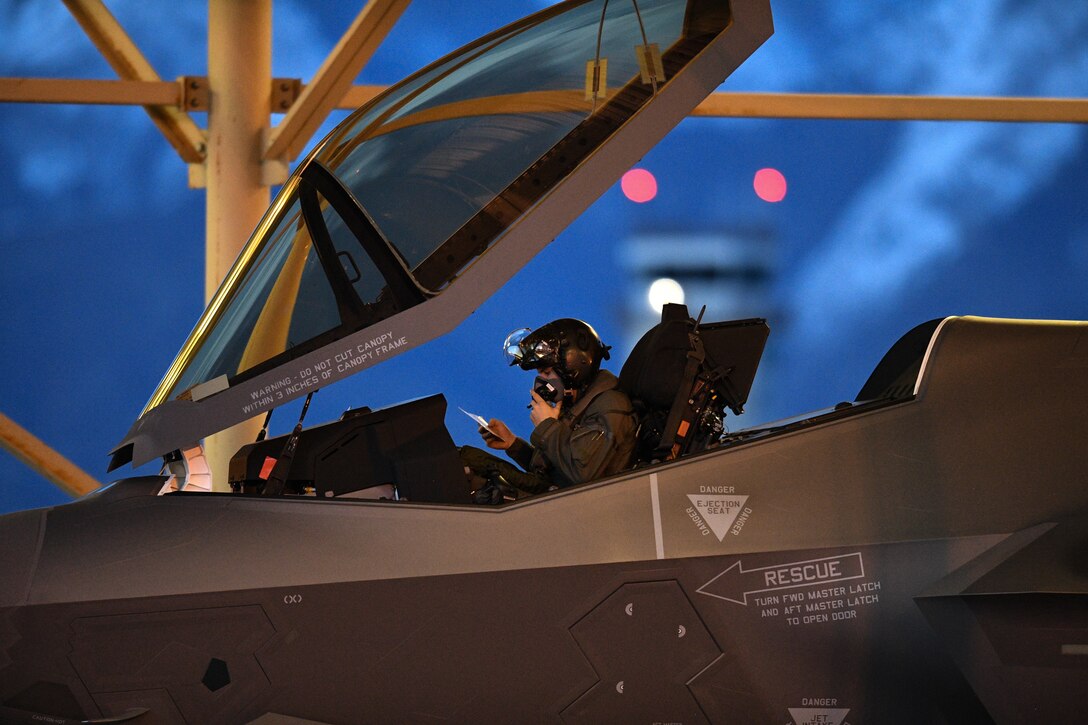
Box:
left=147, top=0, right=724, bottom=412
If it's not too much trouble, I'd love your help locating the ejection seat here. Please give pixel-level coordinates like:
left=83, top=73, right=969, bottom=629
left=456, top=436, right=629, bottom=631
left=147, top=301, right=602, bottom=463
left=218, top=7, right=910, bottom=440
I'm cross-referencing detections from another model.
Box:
left=618, top=304, right=769, bottom=465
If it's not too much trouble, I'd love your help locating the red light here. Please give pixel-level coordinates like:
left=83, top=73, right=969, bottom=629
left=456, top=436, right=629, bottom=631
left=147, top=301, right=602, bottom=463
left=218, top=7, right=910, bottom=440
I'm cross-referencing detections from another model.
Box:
left=753, top=167, right=787, bottom=202
left=621, top=168, right=658, bottom=203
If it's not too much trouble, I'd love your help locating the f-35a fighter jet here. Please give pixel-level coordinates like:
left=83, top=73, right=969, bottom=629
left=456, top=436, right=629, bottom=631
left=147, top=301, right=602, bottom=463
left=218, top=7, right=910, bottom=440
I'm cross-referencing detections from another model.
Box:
left=3, top=1, right=1087, bottom=723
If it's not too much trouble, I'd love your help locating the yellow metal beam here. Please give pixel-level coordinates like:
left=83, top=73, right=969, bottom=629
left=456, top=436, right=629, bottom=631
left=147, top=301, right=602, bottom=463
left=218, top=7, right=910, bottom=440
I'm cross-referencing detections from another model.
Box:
left=334, top=88, right=1088, bottom=124
left=6, top=77, right=1087, bottom=126
left=692, top=92, right=1088, bottom=123
left=0, top=77, right=178, bottom=106
left=264, top=0, right=412, bottom=163
left=336, top=88, right=1088, bottom=123
left=201, top=0, right=274, bottom=485
left=339, top=84, right=387, bottom=109
left=0, top=412, right=101, bottom=498
left=61, top=0, right=205, bottom=163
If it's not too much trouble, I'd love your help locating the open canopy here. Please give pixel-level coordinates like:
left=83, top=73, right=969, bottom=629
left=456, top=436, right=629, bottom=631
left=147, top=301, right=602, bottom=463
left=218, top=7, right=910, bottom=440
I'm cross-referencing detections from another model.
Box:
left=112, top=0, right=773, bottom=469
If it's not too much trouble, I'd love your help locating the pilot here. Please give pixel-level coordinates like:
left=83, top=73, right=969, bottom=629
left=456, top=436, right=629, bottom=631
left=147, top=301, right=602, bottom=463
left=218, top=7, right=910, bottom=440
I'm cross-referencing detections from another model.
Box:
left=461, top=318, right=637, bottom=502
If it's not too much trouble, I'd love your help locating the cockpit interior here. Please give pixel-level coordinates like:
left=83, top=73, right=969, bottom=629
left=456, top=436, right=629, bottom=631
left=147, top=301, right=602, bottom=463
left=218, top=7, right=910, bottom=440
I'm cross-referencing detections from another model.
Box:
left=161, top=306, right=933, bottom=506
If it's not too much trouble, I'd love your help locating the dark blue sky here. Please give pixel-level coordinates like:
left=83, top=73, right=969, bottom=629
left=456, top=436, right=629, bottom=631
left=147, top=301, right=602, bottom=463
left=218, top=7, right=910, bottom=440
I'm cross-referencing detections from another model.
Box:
left=2, top=0, right=1086, bottom=514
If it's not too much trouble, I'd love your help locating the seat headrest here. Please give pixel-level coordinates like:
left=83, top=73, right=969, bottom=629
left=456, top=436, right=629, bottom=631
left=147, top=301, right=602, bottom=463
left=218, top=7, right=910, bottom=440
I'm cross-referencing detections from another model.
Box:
left=619, top=303, right=693, bottom=409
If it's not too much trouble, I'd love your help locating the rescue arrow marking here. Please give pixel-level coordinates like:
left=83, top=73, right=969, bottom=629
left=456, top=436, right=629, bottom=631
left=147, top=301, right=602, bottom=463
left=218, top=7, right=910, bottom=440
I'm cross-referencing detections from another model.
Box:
left=696, top=552, right=865, bottom=605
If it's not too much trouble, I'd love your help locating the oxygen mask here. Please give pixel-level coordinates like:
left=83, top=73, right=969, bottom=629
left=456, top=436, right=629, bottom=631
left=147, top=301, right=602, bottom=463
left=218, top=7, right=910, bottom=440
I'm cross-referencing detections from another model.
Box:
left=533, top=371, right=566, bottom=404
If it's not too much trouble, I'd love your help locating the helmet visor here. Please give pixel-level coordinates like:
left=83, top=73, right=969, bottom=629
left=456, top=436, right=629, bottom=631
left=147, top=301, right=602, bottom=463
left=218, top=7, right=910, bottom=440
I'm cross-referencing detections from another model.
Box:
left=503, top=327, right=558, bottom=369
left=503, top=328, right=532, bottom=366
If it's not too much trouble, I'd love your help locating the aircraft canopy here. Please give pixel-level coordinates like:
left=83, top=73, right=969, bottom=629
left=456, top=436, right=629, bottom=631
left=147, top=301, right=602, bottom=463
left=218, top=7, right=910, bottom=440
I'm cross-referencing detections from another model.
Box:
left=112, top=0, right=773, bottom=468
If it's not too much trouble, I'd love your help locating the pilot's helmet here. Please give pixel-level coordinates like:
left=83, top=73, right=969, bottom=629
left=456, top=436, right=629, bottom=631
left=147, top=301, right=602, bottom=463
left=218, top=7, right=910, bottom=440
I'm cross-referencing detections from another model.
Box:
left=503, top=318, right=611, bottom=388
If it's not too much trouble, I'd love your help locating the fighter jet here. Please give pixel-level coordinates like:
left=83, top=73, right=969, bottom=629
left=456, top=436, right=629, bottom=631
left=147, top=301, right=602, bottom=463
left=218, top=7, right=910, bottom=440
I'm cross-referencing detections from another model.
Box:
left=2, top=0, right=1086, bottom=723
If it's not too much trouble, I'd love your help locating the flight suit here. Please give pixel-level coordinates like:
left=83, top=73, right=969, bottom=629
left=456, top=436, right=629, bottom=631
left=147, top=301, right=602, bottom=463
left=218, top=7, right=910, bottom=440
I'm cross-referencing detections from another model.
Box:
left=462, top=369, right=637, bottom=496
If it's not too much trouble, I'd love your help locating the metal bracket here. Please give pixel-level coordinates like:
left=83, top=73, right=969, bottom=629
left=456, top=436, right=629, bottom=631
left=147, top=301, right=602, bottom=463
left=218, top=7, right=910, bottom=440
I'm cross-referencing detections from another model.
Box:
left=180, top=75, right=208, bottom=111
left=178, top=76, right=300, bottom=114
left=272, top=77, right=302, bottom=113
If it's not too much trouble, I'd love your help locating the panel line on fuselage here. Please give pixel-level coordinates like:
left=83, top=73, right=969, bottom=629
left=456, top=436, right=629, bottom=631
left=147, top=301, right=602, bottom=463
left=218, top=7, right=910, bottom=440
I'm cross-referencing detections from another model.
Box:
left=651, top=472, right=664, bottom=559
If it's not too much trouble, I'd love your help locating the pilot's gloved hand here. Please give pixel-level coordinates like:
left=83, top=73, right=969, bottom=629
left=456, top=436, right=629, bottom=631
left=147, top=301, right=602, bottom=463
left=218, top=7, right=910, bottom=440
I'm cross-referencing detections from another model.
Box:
left=481, top=419, right=516, bottom=450
left=529, top=390, right=561, bottom=427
